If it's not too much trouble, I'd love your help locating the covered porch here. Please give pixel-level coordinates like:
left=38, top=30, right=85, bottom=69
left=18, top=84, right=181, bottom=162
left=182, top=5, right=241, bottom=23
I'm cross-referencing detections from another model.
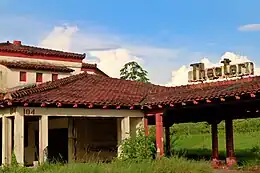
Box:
left=0, top=107, right=144, bottom=166
left=144, top=94, right=260, bottom=167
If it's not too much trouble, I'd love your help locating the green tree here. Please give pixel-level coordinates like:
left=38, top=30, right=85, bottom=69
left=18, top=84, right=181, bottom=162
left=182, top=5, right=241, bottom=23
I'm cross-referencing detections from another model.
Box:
left=120, top=61, right=150, bottom=83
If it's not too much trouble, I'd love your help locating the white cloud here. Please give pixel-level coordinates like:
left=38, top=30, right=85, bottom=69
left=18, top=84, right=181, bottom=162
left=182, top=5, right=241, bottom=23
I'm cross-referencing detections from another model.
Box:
left=84, top=49, right=142, bottom=78
left=238, top=24, right=260, bottom=31
left=166, top=52, right=260, bottom=86
left=40, top=25, right=79, bottom=51
left=3, top=17, right=257, bottom=86
left=37, top=24, right=187, bottom=80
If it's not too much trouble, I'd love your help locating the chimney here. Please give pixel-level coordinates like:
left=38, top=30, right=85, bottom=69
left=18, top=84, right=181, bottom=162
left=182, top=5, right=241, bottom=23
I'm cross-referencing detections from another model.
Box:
left=13, top=40, right=22, bottom=46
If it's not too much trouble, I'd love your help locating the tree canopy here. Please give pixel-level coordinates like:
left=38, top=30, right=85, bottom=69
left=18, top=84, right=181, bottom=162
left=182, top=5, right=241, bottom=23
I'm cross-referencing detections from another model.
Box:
left=120, top=61, right=150, bottom=83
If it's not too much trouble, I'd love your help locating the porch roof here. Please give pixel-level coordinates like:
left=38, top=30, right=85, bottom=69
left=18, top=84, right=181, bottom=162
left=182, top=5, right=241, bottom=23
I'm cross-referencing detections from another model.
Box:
left=1, top=72, right=260, bottom=109
left=0, top=60, right=74, bottom=73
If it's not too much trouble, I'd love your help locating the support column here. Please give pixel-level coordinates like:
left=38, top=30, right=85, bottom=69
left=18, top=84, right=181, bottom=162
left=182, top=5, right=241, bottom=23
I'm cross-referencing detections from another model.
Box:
left=68, top=118, right=77, bottom=163
left=2, top=116, right=12, bottom=165
left=165, top=125, right=171, bottom=156
left=211, top=121, right=219, bottom=168
left=144, top=116, right=149, bottom=137
left=14, top=113, right=24, bottom=165
left=39, top=116, right=48, bottom=164
left=155, top=113, right=164, bottom=158
left=117, top=116, right=130, bottom=157
left=225, top=119, right=236, bottom=167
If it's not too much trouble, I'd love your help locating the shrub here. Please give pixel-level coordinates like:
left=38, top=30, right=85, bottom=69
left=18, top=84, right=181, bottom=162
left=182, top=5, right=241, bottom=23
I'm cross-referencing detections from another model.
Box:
left=119, top=129, right=156, bottom=161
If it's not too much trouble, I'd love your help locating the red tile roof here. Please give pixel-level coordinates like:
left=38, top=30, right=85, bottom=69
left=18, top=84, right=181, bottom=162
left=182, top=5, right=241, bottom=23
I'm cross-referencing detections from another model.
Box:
left=1, top=73, right=260, bottom=109
left=144, top=77, right=260, bottom=106
left=82, top=63, right=97, bottom=69
left=0, top=41, right=85, bottom=60
left=0, top=60, right=74, bottom=73
left=5, top=72, right=168, bottom=107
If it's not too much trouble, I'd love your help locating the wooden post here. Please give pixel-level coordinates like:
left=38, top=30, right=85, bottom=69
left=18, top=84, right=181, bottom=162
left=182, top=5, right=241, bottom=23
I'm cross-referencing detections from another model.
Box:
left=225, top=119, right=236, bottom=167
left=68, top=118, right=77, bottom=163
left=211, top=121, right=219, bottom=168
left=165, top=125, right=171, bottom=156
left=155, top=113, right=164, bottom=158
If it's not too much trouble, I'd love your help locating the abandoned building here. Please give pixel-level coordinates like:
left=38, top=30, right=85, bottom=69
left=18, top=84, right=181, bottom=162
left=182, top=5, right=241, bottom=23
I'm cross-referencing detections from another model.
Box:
left=0, top=40, right=260, bottom=167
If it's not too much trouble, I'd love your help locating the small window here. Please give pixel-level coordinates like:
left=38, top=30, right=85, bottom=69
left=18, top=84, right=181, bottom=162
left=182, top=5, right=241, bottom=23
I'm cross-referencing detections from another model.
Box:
left=52, top=74, right=58, bottom=81
left=20, top=71, right=26, bottom=82
left=36, top=73, right=43, bottom=82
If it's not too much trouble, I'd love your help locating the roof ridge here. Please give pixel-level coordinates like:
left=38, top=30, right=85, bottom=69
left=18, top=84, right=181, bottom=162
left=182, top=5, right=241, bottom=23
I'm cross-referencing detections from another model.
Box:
left=0, top=60, right=75, bottom=73
left=22, top=44, right=85, bottom=56
left=0, top=41, right=86, bottom=60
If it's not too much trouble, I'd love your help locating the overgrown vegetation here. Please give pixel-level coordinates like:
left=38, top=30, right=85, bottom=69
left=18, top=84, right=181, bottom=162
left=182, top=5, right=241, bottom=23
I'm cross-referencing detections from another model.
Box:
left=3, top=118, right=260, bottom=172
left=0, top=158, right=213, bottom=173
left=171, top=118, right=260, bottom=168
left=118, top=131, right=156, bottom=161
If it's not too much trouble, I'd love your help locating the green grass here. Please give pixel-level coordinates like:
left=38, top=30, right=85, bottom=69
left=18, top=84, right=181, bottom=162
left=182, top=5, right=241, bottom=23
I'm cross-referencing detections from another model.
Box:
left=0, top=157, right=213, bottom=173
left=173, top=131, right=260, bottom=167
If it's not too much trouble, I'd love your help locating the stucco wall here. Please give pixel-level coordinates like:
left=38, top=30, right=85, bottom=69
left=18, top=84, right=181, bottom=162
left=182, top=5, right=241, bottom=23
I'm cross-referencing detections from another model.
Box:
left=5, top=68, right=70, bottom=89
left=2, top=107, right=144, bottom=165
left=24, top=117, right=119, bottom=164
left=0, top=55, right=82, bottom=89
left=0, top=65, right=9, bottom=88
left=75, top=118, right=118, bottom=162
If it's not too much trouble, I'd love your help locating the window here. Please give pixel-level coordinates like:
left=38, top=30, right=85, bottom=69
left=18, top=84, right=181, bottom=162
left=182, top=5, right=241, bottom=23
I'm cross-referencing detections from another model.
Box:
left=36, top=73, right=43, bottom=82
left=52, top=73, right=58, bottom=81
left=20, top=71, right=26, bottom=82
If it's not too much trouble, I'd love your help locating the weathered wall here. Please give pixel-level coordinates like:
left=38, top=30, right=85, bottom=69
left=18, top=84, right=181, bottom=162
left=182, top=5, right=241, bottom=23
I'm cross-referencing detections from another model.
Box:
left=3, top=107, right=144, bottom=165
left=75, top=118, right=118, bottom=162
left=6, top=69, right=70, bottom=89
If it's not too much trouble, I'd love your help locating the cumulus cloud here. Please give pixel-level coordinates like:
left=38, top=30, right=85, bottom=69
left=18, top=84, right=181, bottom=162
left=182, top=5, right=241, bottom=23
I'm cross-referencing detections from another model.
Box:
left=238, top=24, right=260, bottom=31
left=4, top=16, right=257, bottom=86
left=37, top=24, right=187, bottom=80
left=166, top=52, right=260, bottom=86
left=40, top=25, right=79, bottom=51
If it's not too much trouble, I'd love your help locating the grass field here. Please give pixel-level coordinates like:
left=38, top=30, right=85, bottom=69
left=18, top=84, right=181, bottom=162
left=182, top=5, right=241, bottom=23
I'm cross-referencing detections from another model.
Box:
left=1, top=157, right=213, bottom=173
left=172, top=123, right=260, bottom=167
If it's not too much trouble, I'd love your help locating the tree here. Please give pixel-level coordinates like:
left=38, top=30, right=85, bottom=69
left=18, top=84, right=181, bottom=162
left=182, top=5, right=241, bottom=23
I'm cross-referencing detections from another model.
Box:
left=120, top=61, right=150, bottom=83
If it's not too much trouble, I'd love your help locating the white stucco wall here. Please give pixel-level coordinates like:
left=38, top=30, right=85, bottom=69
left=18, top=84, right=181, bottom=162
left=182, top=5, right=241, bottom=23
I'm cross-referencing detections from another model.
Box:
left=0, top=55, right=83, bottom=89
left=0, top=66, right=71, bottom=89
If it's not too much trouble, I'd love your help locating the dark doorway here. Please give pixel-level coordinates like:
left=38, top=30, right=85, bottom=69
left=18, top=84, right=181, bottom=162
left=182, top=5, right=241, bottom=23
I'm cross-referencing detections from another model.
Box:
left=48, top=128, right=68, bottom=163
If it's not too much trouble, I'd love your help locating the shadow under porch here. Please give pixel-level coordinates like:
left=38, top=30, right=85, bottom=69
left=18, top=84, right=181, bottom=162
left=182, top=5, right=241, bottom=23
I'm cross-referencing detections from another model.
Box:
left=23, top=116, right=120, bottom=166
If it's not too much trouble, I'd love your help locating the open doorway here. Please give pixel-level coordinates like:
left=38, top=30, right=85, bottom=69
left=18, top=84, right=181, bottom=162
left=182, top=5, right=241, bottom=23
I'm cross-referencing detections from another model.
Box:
left=48, top=128, right=68, bottom=163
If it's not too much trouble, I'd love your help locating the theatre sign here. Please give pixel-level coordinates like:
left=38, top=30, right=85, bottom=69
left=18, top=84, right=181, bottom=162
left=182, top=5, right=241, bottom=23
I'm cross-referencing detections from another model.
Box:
left=188, top=58, right=255, bottom=82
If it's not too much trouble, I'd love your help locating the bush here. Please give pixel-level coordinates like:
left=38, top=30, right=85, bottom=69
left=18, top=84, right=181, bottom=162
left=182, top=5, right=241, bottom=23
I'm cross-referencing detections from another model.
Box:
left=119, top=130, right=156, bottom=161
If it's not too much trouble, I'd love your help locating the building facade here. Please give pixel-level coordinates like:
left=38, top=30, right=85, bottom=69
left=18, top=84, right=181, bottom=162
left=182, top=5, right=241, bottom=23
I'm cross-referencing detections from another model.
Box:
left=0, top=40, right=107, bottom=90
left=0, top=40, right=260, bottom=168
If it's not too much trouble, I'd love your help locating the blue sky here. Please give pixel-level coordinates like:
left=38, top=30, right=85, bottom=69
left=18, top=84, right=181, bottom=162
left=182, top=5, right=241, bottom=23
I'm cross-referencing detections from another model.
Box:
left=0, top=0, right=260, bottom=85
